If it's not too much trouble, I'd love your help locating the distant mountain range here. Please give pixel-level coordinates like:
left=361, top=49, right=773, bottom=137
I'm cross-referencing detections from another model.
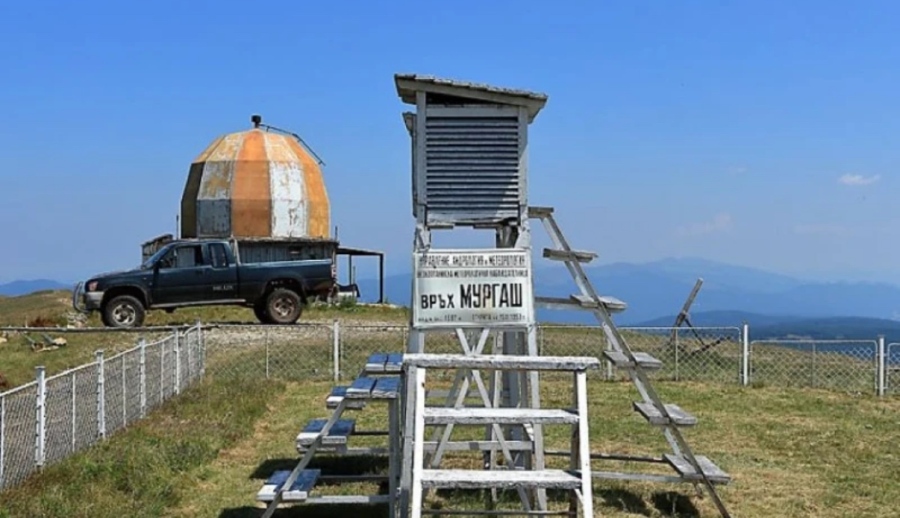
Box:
left=355, top=256, right=900, bottom=340
left=0, top=279, right=70, bottom=296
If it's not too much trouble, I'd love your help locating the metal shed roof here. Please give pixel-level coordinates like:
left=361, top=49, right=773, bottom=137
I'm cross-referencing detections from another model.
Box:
left=394, top=73, right=549, bottom=122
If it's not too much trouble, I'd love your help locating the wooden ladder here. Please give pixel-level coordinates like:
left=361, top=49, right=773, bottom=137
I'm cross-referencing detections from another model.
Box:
left=257, top=353, right=403, bottom=517
left=403, top=353, right=599, bottom=518
left=529, top=206, right=733, bottom=518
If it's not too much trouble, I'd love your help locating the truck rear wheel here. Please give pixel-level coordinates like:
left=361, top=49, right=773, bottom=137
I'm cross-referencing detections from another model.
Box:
left=102, top=295, right=145, bottom=328
left=265, top=288, right=303, bottom=325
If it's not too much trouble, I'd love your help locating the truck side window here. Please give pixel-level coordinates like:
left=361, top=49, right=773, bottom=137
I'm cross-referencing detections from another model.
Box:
left=210, top=243, right=229, bottom=268
left=167, top=244, right=205, bottom=269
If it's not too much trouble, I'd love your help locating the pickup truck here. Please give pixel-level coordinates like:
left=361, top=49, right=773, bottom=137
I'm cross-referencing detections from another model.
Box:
left=73, top=238, right=336, bottom=328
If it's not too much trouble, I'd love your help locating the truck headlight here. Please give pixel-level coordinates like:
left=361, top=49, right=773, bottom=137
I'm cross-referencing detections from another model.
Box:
left=87, top=281, right=98, bottom=292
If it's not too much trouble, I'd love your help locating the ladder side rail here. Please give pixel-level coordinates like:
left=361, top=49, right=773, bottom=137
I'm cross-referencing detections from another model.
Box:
left=537, top=211, right=731, bottom=518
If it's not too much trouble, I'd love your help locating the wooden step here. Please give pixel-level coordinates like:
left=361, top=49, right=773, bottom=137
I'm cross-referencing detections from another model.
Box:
left=421, top=469, right=582, bottom=490
left=633, top=402, right=697, bottom=427
left=404, top=353, right=601, bottom=372
left=346, top=376, right=401, bottom=400
left=423, top=407, right=579, bottom=425
left=325, top=386, right=366, bottom=410
left=364, top=352, right=404, bottom=374
left=664, top=454, right=731, bottom=484
left=257, top=469, right=320, bottom=502
left=571, top=294, right=628, bottom=311
left=296, top=418, right=356, bottom=447
left=603, top=350, right=664, bottom=371
left=543, top=248, right=597, bottom=263
left=535, top=295, right=627, bottom=313
left=527, top=206, right=554, bottom=219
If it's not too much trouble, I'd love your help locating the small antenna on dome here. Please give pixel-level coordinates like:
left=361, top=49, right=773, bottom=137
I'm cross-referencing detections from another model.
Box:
left=254, top=118, right=326, bottom=166
left=251, top=114, right=262, bottom=128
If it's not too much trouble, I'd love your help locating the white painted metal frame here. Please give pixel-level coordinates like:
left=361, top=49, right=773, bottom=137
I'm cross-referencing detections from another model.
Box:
left=405, top=354, right=596, bottom=518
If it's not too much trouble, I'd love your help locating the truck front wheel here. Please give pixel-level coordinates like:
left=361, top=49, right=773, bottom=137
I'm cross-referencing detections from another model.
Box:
left=253, top=302, right=273, bottom=324
left=102, top=295, right=146, bottom=328
left=265, top=288, right=303, bottom=325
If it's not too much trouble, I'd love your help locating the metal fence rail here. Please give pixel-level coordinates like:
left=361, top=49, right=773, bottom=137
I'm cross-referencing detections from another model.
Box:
left=0, top=324, right=204, bottom=491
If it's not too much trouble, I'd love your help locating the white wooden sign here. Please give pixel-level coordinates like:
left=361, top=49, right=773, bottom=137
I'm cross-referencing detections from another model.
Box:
left=412, top=248, right=534, bottom=328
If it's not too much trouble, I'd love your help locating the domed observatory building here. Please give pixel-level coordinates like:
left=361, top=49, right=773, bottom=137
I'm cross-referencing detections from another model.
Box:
left=142, top=115, right=385, bottom=303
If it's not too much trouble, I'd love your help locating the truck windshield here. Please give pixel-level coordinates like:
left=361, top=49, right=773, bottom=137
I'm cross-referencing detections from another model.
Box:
left=141, top=245, right=173, bottom=269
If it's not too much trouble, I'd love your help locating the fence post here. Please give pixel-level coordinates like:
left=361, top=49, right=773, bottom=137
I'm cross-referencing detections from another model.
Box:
left=187, top=328, right=193, bottom=382
left=741, top=323, right=750, bottom=386
left=811, top=342, right=817, bottom=388
left=96, top=350, right=106, bottom=440
left=197, top=319, right=206, bottom=378
left=160, top=337, right=165, bottom=403
left=333, top=320, right=340, bottom=383
left=0, top=392, right=5, bottom=488
left=119, top=354, right=126, bottom=432
left=265, top=327, right=271, bottom=379
left=877, top=335, right=886, bottom=397
left=174, top=331, right=181, bottom=395
left=71, top=373, right=77, bottom=453
left=139, top=339, right=147, bottom=418
left=35, top=366, right=46, bottom=470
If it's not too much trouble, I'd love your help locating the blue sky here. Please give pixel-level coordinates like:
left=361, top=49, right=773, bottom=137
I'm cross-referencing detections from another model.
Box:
left=1, top=0, right=899, bottom=285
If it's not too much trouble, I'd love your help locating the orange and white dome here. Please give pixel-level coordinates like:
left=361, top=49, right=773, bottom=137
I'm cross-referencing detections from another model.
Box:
left=180, top=116, right=330, bottom=240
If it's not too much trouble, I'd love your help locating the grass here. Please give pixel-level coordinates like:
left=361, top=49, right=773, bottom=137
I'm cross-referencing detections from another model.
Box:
left=0, top=375, right=284, bottom=518
left=155, top=376, right=900, bottom=518
left=2, top=290, right=899, bottom=516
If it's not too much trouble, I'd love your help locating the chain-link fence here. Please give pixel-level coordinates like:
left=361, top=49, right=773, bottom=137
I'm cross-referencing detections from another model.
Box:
left=3, top=318, right=899, bottom=493
left=539, top=325, right=744, bottom=383
left=197, top=323, right=747, bottom=386
left=0, top=324, right=204, bottom=490
left=748, top=339, right=879, bottom=393
left=887, top=342, right=900, bottom=395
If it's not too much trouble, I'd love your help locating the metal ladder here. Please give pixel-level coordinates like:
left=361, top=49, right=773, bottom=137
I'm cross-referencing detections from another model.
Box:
left=403, top=352, right=599, bottom=518
left=529, top=206, right=732, bottom=518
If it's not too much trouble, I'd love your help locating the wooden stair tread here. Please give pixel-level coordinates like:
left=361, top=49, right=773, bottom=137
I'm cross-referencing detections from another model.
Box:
left=421, top=469, right=582, bottom=489
left=257, top=469, right=320, bottom=502
left=296, top=418, right=356, bottom=446
left=633, top=402, right=697, bottom=427
left=543, top=248, right=597, bottom=263
left=403, top=353, right=600, bottom=372
left=535, top=295, right=628, bottom=313
left=603, top=350, right=664, bottom=370
left=423, top=407, right=579, bottom=425
left=527, top=206, right=554, bottom=218
left=664, top=454, right=731, bottom=484
left=325, top=386, right=366, bottom=410
left=364, top=352, right=404, bottom=374
left=344, top=376, right=401, bottom=399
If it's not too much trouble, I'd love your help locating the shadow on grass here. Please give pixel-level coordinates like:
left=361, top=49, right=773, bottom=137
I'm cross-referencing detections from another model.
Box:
left=219, top=504, right=389, bottom=518
left=251, top=455, right=390, bottom=482
left=594, top=487, right=700, bottom=517
left=650, top=490, right=700, bottom=517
